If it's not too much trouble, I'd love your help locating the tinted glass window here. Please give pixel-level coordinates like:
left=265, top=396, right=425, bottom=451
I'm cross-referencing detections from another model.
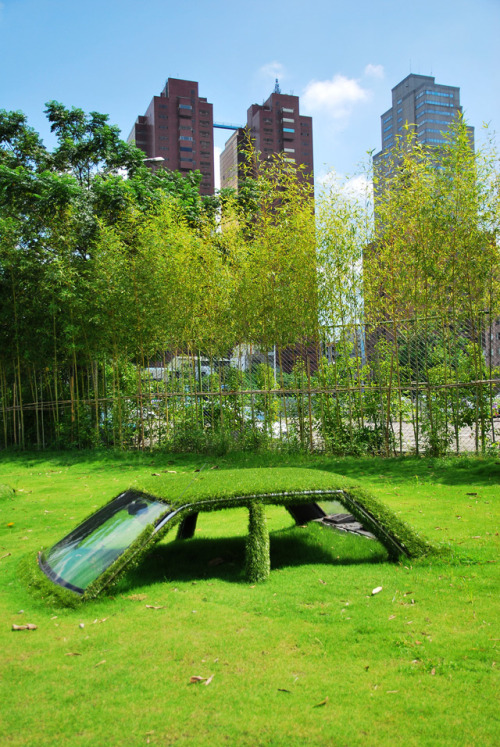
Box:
left=40, top=491, right=168, bottom=592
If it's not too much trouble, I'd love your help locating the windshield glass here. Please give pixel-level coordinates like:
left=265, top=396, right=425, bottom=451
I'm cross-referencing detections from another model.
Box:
left=40, top=491, right=168, bottom=592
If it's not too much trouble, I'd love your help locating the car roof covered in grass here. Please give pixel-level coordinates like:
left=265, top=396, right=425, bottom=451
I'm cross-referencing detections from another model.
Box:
left=37, top=467, right=434, bottom=604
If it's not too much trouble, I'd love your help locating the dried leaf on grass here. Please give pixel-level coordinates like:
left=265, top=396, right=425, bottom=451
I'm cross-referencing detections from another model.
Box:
left=0, top=552, right=12, bottom=561
left=278, top=688, right=291, bottom=693
left=65, top=652, right=82, bottom=656
left=146, top=605, right=165, bottom=610
left=94, top=660, right=106, bottom=668
left=189, top=675, right=206, bottom=684
left=372, top=586, right=383, bottom=595
left=313, top=696, right=329, bottom=708
left=12, top=623, right=37, bottom=631
left=204, top=674, right=214, bottom=686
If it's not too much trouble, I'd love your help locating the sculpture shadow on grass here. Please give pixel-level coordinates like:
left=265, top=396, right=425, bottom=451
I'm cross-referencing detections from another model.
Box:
left=116, top=529, right=388, bottom=591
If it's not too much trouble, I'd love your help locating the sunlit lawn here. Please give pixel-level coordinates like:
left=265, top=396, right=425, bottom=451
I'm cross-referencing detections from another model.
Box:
left=1, top=450, right=498, bottom=746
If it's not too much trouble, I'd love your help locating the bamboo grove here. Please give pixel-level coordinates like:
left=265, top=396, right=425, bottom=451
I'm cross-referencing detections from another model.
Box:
left=1, top=106, right=499, bottom=455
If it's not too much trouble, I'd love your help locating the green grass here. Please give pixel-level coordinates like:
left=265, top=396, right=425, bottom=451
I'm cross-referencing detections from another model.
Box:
left=1, top=450, right=499, bottom=746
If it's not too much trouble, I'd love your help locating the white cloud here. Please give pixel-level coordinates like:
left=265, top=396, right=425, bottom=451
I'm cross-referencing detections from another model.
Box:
left=259, top=61, right=286, bottom=81
left=364, top=63, right=384, bottom=79
left=344, top=174, right=373, bottom=200
left=302, top=74, right=369, bottom=120
left=317, top=170, right=373, bottom=201
left=214, top=146, right=221, bottom=191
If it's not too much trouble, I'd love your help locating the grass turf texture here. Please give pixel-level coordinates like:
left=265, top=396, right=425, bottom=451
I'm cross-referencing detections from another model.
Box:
left=0, top=450, right=498, bottom=745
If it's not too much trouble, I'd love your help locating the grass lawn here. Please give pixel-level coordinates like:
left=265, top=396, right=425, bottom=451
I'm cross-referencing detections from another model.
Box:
left=1, top=450, right=498, bottom=746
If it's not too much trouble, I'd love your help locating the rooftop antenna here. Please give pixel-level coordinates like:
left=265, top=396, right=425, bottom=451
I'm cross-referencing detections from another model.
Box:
left=274, top=78, right=281, bottom=94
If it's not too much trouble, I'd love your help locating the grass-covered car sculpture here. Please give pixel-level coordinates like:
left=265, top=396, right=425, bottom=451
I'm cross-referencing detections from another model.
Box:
left=37, top=468, right=433, bottom=602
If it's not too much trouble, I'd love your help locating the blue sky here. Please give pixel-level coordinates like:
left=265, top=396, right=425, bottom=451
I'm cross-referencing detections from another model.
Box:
left=1, top=0, right=498, bottom=189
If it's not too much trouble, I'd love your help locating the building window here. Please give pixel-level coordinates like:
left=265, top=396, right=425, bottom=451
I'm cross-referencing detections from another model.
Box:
left=283, top=128, right=295, bottom=133
left=417, top=100, right=454, bottom=109
left=180, top=136, right=193, bottom=141
left=416, top=89, right=454, bottom=99
left=179, top=104, right=192, bottom=110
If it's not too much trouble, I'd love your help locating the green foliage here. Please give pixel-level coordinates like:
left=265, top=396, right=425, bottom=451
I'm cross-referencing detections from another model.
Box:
left=367, top=118, right=500, bottom=321
left=0, top=105, right=499, bottom=457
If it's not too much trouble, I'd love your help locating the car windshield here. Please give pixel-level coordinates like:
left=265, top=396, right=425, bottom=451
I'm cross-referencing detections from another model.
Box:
left=40, top=491, right=168, bottom=593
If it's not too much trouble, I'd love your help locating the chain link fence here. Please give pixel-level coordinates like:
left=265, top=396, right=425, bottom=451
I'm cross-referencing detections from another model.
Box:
left=1, top=315, right=499, bottom=455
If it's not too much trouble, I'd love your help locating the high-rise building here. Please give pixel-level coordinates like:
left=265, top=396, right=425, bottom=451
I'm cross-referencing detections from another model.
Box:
left=219, top=128, right=248, bottom=190
left=128, top=78, right=214, bottom=195
left=373, top=73, right=474, bottom=168
left=220, top=81, right=313, bottom=191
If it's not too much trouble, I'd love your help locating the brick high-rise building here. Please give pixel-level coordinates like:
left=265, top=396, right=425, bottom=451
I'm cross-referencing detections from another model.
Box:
left=220, top=81, right=313, bottom=191
left=127, top=78, right=214, bottom=195
left=373, top=74, right=474, bottom=169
